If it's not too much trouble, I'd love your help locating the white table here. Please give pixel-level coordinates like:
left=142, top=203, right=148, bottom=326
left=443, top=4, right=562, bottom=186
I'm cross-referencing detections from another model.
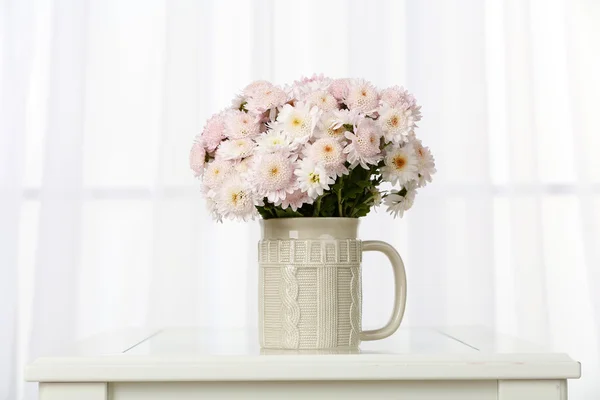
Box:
left=26, top=327, right=580, bottom=400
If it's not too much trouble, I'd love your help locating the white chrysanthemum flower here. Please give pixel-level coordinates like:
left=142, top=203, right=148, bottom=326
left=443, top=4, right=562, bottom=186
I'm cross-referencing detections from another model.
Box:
left=203, top=159, right=234, bottom=190
left=231, top=94, right=246, bottom=110
left=381, top=145, right=419, bottom=185
left=315, top=112, right=350, bottom=141
left=215, top=178, right=258, bottom=221
left=295, top=159, right=335, bottom=199
left=273, top=102, right=321, bottom=144
left=384, top=182, right=417, bottom=218
left=234, top=155, right=254, bottom=174
left=305, top=137, right=348, bottom=177
left=343, top=118, right=383, bottom=169
left=370, top=188, right=383, bottom=207
left=275, top=189, right=314, bottom=212
left=254, top=130, right=295, bottom=154
left=345, top=79, right=379, bottom=114
left=250, top=153, right=297, bottom=203
left=245, top=83, right=288, bottom=114
left=205, top=195, right=223, bottom=223
left=330, top=109, right=361, bottom=130
left=306, top=90, right=338, bottom=111
left=189, top=140, right=206, bottom=177
left=215, top=138, right=255, bottom=161
left=224, top=110, right=261, bottom=139
left=378, top=105, right=416, bottom=143
left=412, top=139, right=436, bottom=187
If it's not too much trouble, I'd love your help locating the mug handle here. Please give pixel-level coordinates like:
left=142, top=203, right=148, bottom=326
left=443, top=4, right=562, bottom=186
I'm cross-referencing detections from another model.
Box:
left=360, top=240, right=407, bottom=341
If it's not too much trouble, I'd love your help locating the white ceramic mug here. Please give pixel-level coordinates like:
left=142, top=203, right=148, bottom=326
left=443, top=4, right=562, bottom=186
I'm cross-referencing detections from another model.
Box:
left=258, top=218, right=407, bottom=350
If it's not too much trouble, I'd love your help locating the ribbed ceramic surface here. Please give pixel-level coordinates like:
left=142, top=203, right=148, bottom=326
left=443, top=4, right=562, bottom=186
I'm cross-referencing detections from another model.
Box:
left=258, top=239, right=363, bottom=349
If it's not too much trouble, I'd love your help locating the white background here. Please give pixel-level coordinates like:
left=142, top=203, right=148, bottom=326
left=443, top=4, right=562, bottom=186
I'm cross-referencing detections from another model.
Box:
left=1, top=0, right=600, bottom=398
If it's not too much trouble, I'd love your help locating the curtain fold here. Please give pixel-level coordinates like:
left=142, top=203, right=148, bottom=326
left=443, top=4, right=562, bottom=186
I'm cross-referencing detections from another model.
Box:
left=1, top=0, right=599, bottom=399
left=27, top=0, right=88, bottom=361
left=0, top=0, right=35, bottom=398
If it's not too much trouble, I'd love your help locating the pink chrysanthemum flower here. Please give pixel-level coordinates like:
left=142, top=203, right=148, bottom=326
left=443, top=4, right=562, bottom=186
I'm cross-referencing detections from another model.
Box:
left=203, top=159, right=235, bottom=190
left=305, top=137, right=348, bottom=178
left=411, top=139, right=436, bottom=187
left=343, top=118, right=383, bottom=169
left=328, top=78, right=351, bottom=101
left=345, top=79, right=379, bottom=114
left=275, top=189, right=314, bottom=212
left=250, top=153, right=297, bottom=203
left=245, top=83, right=288, bottom=114
left=243, top=80, right=274, bottom=98
left=381, top=144, right=419, bottom=186
left=201, top=112, right=227, bottom=152
left=224, top=110, right=261, bottom=139
left=189, top=140, right=206, bottom=177
left=379, top=86, right=416, bottom=108
left=287, top=74, right=332, bottom=101
left=306, top=90, right=338, bottom=111
left=379, top=86, right=422, bottom=125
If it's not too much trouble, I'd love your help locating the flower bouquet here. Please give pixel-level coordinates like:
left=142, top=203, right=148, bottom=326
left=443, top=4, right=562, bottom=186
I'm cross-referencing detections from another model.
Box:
left=190, top=75, right=435, bottom=221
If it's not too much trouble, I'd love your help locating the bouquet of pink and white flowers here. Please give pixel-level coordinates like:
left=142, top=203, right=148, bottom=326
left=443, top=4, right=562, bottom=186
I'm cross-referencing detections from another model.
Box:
left=190, top=75, right=435, bottom=222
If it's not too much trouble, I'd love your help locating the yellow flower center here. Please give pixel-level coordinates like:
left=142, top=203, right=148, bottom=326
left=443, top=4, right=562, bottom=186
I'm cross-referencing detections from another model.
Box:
left=393, top=156, right=406, bottom=169
left=309, top=173, right=320, bottom=183
left=329, top=126, right=345, bottom=137
left=292, top=117, right=302, bottom=127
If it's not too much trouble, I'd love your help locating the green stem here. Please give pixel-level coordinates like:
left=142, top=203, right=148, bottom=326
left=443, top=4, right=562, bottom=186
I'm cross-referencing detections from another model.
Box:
left=348, top=189, right=376, bottom=217
left=314, top=196, right=322, bottom=217
left=337, top=176, right=344, bottom=217
left=348, top=196, right=360, bottom=217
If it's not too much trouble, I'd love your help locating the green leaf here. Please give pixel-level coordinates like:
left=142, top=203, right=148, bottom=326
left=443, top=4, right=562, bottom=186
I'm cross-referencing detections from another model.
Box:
left=255, top=205, right=274, bottom=219
left=320, top=194, right=337, bottom=217
left=357, top=180, right=372, bottom=189
left=343, top=185, right=364, bottom=199
left=273, top=207, right=301, bottom=218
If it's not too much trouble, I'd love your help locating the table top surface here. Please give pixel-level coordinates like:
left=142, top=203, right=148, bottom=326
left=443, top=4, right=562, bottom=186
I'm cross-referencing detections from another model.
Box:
left=25, top=326, right=581, bottom=382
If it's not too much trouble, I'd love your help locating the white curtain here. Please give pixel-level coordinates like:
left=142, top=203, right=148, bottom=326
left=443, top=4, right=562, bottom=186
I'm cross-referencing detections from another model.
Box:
left=1, top=0, right=599, bottom=398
